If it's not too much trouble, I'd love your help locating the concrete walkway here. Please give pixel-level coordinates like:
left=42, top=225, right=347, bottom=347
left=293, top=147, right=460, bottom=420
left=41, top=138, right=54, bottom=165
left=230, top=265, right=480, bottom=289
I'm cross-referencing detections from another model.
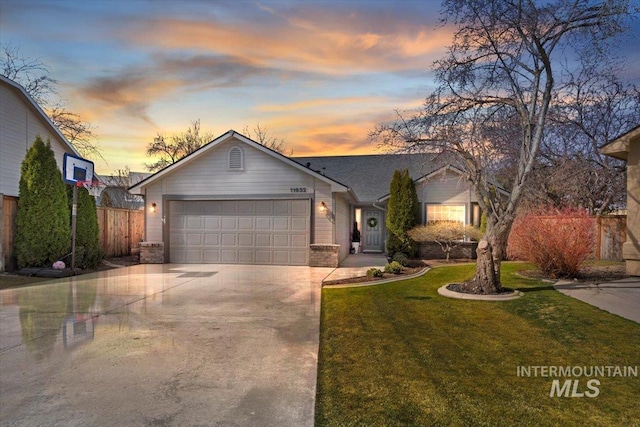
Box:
left=323, top=253, right=388, bottom=283
left=0, top=264, right=332, bottom=427
left=554, top=277, right=640, bottom=323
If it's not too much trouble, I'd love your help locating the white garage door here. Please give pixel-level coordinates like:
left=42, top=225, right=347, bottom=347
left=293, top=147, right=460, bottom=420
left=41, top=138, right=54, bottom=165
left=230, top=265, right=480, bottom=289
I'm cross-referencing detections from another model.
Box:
left=169, top=200, right=310, bottom=265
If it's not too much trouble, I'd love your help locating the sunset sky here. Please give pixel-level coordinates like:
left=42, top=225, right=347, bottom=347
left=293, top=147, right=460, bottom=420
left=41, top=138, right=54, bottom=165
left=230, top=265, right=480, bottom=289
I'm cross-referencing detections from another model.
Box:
left=1, top=0, right=639, bottom=175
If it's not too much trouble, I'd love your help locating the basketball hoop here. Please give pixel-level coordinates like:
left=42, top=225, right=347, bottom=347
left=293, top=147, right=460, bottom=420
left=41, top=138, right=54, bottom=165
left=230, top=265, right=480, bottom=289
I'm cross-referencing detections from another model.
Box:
left=76, top=179, right=105, bottom=198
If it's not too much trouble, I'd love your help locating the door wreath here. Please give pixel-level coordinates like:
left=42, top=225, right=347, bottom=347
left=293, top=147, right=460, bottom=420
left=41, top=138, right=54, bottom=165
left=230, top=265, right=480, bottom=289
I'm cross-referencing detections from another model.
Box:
left=367, top=217, right=378, bottom=228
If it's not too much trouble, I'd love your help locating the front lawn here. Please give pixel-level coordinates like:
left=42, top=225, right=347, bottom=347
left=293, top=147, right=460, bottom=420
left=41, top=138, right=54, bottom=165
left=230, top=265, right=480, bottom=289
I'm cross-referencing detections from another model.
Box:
left=315, top=262, right=640, bottom=426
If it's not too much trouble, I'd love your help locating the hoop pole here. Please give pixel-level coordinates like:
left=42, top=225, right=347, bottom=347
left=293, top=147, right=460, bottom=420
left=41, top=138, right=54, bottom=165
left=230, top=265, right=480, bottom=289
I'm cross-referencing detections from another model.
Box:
left=71, top=185, right=78, bottom=273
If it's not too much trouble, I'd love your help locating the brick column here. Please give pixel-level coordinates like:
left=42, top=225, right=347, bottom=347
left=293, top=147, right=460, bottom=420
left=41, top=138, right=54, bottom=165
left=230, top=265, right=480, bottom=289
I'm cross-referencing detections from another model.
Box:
left=139, top=242, right=165, bottom=264
left=310, top=244, right=340, bottom=267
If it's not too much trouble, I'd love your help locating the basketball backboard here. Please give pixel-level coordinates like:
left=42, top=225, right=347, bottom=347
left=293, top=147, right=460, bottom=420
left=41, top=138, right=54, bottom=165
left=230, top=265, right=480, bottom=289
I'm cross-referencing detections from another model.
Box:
left=63, top=153, right=94, bottom=185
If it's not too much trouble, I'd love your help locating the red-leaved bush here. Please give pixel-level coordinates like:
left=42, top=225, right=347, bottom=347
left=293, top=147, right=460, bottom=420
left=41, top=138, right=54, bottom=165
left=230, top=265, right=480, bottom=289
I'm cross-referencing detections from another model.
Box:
left=507, top=208, right=595, bottom=278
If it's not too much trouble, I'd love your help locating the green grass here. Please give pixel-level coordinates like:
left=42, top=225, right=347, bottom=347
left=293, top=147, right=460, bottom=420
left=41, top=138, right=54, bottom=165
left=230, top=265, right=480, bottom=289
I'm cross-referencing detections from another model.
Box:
left=315, top=262, right=640, bottom=427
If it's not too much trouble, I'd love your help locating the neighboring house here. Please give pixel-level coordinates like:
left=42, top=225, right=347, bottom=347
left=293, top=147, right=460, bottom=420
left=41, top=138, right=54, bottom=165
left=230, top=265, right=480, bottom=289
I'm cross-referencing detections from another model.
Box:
left=0, top=75, right=81, bottom=271
left=601, top=125, right=640, bottom=276
left=97, top=172, right=150, bottom=209
left=130, top=130, right=484, bottom=267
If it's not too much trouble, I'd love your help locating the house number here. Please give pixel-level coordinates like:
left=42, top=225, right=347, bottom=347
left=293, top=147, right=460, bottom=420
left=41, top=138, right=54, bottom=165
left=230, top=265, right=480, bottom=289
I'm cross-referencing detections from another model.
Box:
left=290, top=187, right=308, bottom=193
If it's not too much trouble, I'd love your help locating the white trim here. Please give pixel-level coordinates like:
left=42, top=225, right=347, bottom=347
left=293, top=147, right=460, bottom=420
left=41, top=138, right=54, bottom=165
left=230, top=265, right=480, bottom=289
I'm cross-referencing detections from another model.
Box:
left=376, top=164, right=509, bottom=202
left=130, top=130, right=350, bottom=194
left=0, top=75, right=80, bottom=157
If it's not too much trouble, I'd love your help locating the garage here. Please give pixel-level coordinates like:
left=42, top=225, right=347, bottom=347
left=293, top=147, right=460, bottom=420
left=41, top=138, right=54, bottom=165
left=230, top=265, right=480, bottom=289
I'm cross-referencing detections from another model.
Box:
left=169, top=199, right=310, bottom=265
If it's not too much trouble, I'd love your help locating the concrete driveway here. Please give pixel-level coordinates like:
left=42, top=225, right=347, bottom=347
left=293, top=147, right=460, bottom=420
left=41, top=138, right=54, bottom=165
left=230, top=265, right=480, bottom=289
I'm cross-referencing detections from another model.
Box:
left=0, top=264, right=333, bottom=427
left=554, top=277, right=640, bottom=323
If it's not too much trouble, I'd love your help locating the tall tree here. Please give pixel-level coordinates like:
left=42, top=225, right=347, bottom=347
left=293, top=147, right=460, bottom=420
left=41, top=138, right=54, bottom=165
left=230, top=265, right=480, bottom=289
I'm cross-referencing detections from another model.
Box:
left=16, top=137, right=71, bottom=268
left=386, top=169, right=420, bottom=256
left=373, top=0, right=631, bottom=294
left=1, top=43, right=101, bottom=160
left=67, top=185, right=103, bottom=269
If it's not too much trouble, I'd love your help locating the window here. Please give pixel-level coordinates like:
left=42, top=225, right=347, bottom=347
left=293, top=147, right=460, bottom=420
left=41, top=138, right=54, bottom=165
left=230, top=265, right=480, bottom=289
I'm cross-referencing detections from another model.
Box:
left=426, top=204, right=465, bottom=224
left=228, top=146, right=244, bottom=170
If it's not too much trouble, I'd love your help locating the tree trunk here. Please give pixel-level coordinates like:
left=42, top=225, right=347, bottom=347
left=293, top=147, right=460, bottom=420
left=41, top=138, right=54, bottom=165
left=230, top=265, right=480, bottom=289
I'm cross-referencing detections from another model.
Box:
left=459, top=239, right=502, bottom=294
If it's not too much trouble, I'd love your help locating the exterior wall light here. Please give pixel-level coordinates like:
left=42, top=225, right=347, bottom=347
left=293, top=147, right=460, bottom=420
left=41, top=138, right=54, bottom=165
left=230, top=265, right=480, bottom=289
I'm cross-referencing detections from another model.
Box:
left=150, top=202, right=157, bottom=213
left=319, top=201, right=328, bottom=212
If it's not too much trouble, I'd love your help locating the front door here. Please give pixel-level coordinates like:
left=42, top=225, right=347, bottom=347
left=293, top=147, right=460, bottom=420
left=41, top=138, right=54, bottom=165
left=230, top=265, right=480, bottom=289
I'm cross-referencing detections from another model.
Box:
left=362, top=209, right=384, bottom=252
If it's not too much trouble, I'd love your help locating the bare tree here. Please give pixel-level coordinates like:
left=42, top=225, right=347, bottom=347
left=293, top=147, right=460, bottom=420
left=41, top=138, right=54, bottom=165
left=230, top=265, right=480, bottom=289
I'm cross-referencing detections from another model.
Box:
left=530, top=64, right=638, bottom=213
left=1, top=43, right=101, bottom=160
left=409, top=222, right=482, bottom=262
left=372, top=0, right=631, bottom=294
left=145, top=119, right=215, bottom=172
left=146, top=121, right=291, bottom=172
left=243, top=123, right=292, bottom=156
left=100, top=167, right=144, bottom=210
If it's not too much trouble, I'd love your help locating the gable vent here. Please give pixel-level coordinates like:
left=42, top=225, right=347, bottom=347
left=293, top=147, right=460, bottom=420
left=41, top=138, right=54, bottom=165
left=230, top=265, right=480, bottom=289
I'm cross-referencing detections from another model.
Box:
left=228, top=146, right=244, bottom=170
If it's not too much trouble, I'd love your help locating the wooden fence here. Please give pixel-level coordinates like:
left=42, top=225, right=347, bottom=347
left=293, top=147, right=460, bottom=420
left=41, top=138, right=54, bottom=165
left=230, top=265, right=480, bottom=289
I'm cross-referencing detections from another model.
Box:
left=595, top=215, right=626, bottom=261
left=1, top=196, right=19, bottom=271
left=1, top=202, right=143, bottom=271
left=97, top=207, right=144, bottom=258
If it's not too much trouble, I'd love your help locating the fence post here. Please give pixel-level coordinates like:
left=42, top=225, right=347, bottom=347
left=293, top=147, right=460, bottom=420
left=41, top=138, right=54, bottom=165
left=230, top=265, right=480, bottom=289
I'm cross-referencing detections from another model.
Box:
left=596, top=216, right=602, bottom=261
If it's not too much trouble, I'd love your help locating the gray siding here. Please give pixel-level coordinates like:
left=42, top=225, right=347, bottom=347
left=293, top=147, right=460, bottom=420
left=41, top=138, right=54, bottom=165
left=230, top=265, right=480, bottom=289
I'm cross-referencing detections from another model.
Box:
left=143, top=137, right=336, bottom=249
left=0, top=83, right=73, bottom=197
left=416, top=170, right=477, bottom=225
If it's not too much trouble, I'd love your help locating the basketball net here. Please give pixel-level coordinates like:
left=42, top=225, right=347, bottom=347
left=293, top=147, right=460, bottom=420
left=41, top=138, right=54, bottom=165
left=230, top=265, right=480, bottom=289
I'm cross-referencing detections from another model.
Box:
left=76, top=180, right=105, bottom=198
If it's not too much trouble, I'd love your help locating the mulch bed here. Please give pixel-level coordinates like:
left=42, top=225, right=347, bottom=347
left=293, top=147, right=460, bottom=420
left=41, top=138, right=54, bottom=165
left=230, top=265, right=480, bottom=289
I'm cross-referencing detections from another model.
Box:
left=519, top=263, right=628, bottom=284
left=323, top=265, right=427, bottom=286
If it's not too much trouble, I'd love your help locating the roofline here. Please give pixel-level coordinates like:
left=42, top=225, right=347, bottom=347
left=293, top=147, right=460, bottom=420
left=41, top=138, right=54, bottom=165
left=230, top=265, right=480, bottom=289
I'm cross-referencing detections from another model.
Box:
left=601, top=124, right=640, bottom=161
left=0, top=75, right=80, bottom=157
left=129, top=130, right=351, bottom=194
left=376, top=164, right=510, bottom=202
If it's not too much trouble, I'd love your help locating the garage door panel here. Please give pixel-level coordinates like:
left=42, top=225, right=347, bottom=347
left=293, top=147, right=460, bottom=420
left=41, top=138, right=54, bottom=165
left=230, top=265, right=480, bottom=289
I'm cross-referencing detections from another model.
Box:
left=238, top=233, right=254, bottom=246
left=221, top=233, right=237, bottom=246
left=204, top=233, right=220, bottom=245
left=291, top=200, right=309, bottom=214
left=238, top=201, right=256, bottom=214
left=290, top=251, right=308, bottom=265
left=256, top=201, right=273, bottom=214
left=220, top=201, right=237, bottom=215
left=273, top=235, right=289, bottom=247
left=204, top=217, right=220, bottom=230
left=170, top=200, right=310, bottom=265
left=256, top=234, right=271, bottom=247
left=187, top=217, right=202, bottom=230
left=221, top=217, right=237, bottom=230
left=186, top=233, right=202, bottom=245
left=238, top=217, right=254, bottom=229
left=273, top=218, right=289, bottom=230
left=255, top=251, right=271, bottom=264
left=238, top=250, right=254, bottom=263
left=221, top=250, right=237, bottom=263
left=185, top=250, right=203, bottom=263
left=291, top=218, right=308, bottom=231
left=291, top=234, right=308, bottom=247
left=203, top=249, right=220, bottom=263
left=273, top=200, right=289, bottom=214
left=273, top=251, right=290, bottom=264
left=256, top=218, right=271, bottom=230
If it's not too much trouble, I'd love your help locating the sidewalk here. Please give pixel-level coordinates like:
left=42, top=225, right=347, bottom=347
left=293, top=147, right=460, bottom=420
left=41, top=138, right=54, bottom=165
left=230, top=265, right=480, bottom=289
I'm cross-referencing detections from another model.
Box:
left=323, top=253, right=388, bottom=283
left=554, top=277, right=640, bottom=323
